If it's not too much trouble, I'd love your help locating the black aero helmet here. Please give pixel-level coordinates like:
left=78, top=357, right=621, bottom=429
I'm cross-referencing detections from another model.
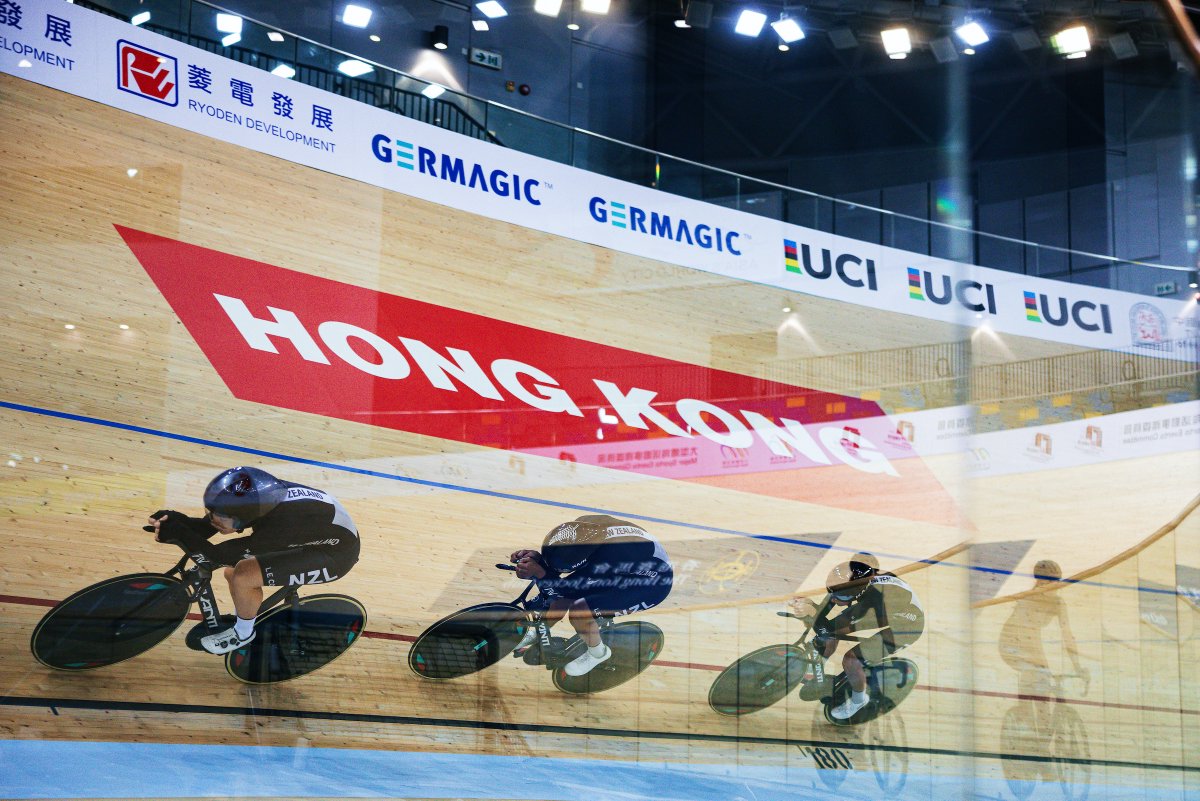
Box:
left=541, top=520, right=605, bottom=573
left=827, top=560, right=875, bottom=602
left=203, top=466, right=287, bottom=530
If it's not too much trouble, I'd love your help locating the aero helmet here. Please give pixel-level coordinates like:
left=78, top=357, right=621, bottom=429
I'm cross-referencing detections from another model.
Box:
left=203, top=466, right=287, bottom=530
left=541, top=520, right=604, bottom=573
left=826, top=560, right=874, bottom=603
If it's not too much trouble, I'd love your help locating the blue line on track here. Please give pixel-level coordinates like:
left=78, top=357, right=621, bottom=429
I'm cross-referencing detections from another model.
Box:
left=0, top=399, right=1186, bottom=598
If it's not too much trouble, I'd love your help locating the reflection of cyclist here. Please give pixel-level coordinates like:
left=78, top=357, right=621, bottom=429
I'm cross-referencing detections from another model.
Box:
left=999, top=559, right=1087, bottom=698
left=147, top=467, right=360, bottom=655
left=509, top=515, right=673, bottom=676
left=799, top=559, right=924, bottom=720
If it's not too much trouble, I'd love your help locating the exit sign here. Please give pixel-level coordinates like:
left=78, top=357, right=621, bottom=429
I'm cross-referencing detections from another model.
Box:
left=1154, top=282, right=1177, bottom=296
left=470, top=48, right=502, bottom=70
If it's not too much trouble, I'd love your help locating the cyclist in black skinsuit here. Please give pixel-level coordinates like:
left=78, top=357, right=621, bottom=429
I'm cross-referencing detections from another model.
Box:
left=147, top=466, right=360, bottom=655
left=800, top=559, right=924, bottom=719
left=509, top=514, right=673, bottom=676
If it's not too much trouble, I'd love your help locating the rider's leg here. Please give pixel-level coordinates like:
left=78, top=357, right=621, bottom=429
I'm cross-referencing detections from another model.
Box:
left=843, top=650, right=868, bottom=693
left=225, top=558, right=265, bottom=621
left=567, top=598, right=602, bottom=647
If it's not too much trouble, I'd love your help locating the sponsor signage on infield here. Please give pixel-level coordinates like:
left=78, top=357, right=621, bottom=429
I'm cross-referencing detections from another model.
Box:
left=1, top=0, right=1195, bottom=360
left=117, top=226, right=962, bottom=523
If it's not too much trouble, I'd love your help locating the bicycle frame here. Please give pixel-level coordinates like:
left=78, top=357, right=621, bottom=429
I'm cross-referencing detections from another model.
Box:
left=171, top=553, right=303, bottom=638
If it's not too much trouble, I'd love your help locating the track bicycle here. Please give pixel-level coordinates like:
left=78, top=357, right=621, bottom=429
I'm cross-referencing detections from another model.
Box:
left=30, top=553, right=367, bottom=684
left=408, top=564, right=665, bottom=695
left=708, top=610, right=919, bottom=726
left=1000, top=672, right=1092, bottom=800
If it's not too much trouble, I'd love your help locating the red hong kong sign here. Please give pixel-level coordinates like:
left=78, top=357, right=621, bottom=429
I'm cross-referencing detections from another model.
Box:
left=118, top=226, right=961, bottom=525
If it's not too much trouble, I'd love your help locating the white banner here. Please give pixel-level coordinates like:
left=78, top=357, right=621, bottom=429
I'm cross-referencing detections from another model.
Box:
left=2, top=0, right=1198, bottom=358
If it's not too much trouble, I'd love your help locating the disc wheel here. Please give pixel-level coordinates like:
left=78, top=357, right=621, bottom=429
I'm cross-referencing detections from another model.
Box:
left=708, top=643, right=808, bottom=716
left=552, top=621, right=664, bottom=695
left=408, top=602, right=528, bottom=680
left=30, top=573, right=190, bottom=670
left=226, top=594, right=367, bottom=684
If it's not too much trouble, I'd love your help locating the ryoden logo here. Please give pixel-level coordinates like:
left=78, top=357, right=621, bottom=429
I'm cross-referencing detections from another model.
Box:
left=1023, top=291, right=1112, bottom=333
left=907, top=268, right=996, bottom=314
left=589, top=197, right=743, bottom=255
left=370, top=134, right=543, bottom=206
left=117, top=40, right=178, bottom=106
left=784, top=240, right=878, bottom=290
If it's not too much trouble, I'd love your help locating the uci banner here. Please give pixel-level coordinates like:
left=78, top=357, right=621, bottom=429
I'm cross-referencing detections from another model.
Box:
left=0, top=0, right=1196, bottom=357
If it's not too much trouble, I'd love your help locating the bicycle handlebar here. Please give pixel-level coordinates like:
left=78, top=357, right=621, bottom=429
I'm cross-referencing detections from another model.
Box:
left=495, top=563, right=517, bottom=571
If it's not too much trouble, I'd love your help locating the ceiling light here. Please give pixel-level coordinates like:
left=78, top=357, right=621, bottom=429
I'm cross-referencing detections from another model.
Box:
left=477, top=0, right=507, bottom=18
left=674, top=18, right=689, bottom=28
left=881, top=27, right=911, bottom=58
left=535, top=0, right=563, bottom=16
left=337, top=59, right=374, bottom=77
left=131, top=11, right=150, bottom=25
left=567, top=21, right=580, bottom=29
left=955, top=20, right=988, bottom=47
left=963, top=47, right=975, bottom=55
left=828, top=27, right=857, bottom=49
left=778, top=43, right=788, bottom=51
left=422, top=84, right=447, bottom=99
left=930, top=36, right=957, bottom=63
left=271, top=63, right=296, bottom=78
left=215, top=13, right=243, bottom=34
left=432, top=25, right=449, bottom=49
left=473, top=19, right=490, bottom=30
left=1108, top=31, right=1137, bottom=60
left=221, top=33, right=241, bottom=47
left=735, top=10, right=767, bottom=37
left=342, top=4, right=372, bottom=28
left=580, top=0, right=610, bottom=14
left=267, top=31, right=285, bottom=42
left=369, top=34, right=381, bottom=42
left=771, top=17, right=805, bottom=43
left=1050, top=25, right=1090, bottom=58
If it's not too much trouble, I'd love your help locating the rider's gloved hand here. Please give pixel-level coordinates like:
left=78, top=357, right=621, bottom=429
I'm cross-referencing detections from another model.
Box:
left=144, top=510, right=209, bottom=552
left=511, top=550, right=548, bottom=580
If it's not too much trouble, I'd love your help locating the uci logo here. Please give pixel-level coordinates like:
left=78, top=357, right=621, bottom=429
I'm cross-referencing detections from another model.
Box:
left=1023, top=291, right=1112, bottom=333
left=784, top=240, right=878, bottom=290
left=908, top=268, right=996, bottom=314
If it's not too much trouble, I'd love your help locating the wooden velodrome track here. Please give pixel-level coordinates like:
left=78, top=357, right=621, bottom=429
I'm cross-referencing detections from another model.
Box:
left=1, top=74, right=1198, bottom=797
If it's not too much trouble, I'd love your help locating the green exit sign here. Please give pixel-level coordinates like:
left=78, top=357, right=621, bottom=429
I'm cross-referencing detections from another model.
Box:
left=1154, top=282, right=1177, bottom=296
left=470, top=48, right=502, bottom=70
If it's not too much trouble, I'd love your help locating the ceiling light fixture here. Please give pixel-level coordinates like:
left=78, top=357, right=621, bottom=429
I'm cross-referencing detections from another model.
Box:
left=580, top=0, right=610, bottom=14
left=1050, top=25, right=1090, bottom=58
left=432, top=25, right=449, bottom=49
left=881, top=26, right=911, bottom=59
left=337, top=59, right=374, bottom=77
left=771, top=17, right=804, bottom=43
left=535, top=0, right=563, bottom=16
left=735, top=9, right=767, bottom=37
left=341, top=4, right=373, bottom=28
left=215, top=13, right=243, bottom=34
left=476, top=0, right=508, bottom=18
left=954, top=20, right=988, bottom=47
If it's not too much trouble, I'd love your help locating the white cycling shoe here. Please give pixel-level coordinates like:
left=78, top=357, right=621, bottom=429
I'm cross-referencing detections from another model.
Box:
left=200, top=626, right=256, bottom=655
left=830, top=691, right=870, bottom=720
left=564, top=644, right=611, bottom=676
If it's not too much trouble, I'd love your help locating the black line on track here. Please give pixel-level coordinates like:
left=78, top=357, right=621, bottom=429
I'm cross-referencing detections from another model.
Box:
left=1, top=694, right=1195, bottom=774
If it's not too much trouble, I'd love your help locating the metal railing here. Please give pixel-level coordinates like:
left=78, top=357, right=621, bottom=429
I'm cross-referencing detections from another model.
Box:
left=76, top=0, right=1200, bottom=291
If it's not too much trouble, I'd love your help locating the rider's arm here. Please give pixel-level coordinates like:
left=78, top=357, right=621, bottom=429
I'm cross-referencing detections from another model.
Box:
left=1057, top=599, right=1084, bottom=672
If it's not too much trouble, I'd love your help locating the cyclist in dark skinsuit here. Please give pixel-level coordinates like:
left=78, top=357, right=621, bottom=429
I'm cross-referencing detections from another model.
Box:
left=509, top=514, right=673, bottom=676
left=803, top=559, right=925, bottom=719
left=147, top=466, right=360, bottom=655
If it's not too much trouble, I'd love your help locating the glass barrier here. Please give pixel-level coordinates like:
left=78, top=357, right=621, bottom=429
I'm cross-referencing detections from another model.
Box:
left=74, top=0, right=1200, bottom=294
